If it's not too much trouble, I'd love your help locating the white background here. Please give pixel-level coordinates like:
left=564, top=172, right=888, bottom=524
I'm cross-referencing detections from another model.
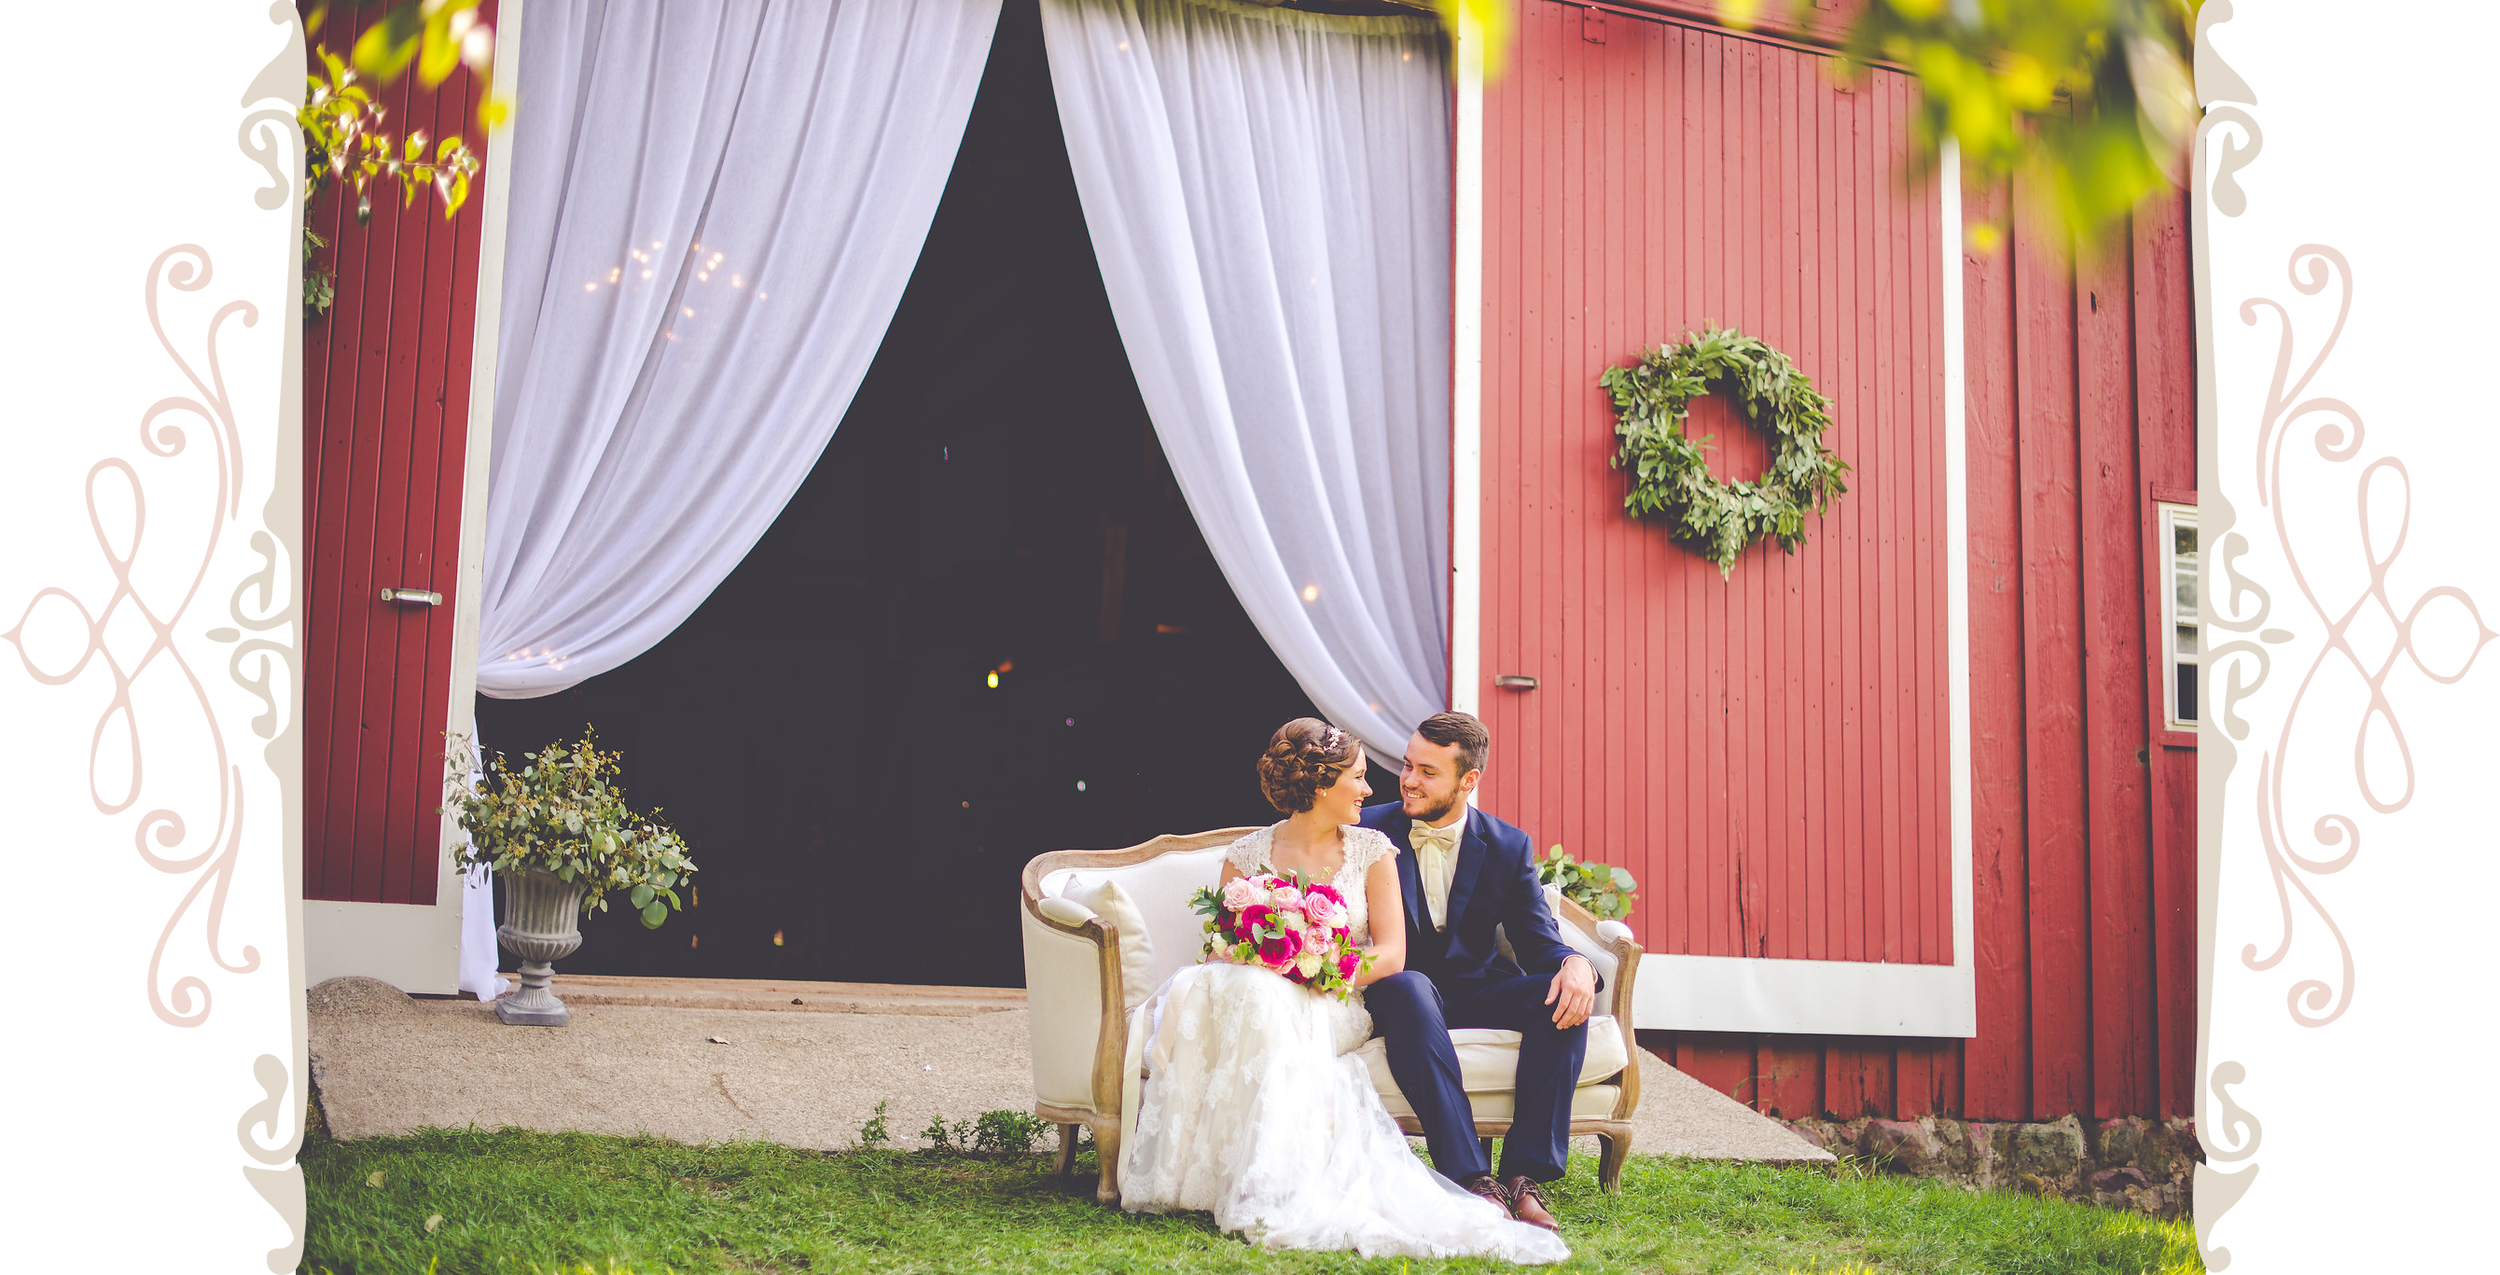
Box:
left=2202, top=1, right=2497, bottom=1268
left=0, top=1, right=304, bottom=1269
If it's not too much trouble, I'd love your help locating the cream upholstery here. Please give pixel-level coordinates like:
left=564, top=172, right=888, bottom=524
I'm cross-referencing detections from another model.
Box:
left=1378, top=1082, right=1625, bottom=1123
left=1022, top=829, right=1645, bottom=1204
left=1349, top=1017, right=1628, bottom=1096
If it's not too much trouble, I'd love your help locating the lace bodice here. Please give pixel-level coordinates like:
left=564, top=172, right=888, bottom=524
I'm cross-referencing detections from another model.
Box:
left=1224, top=823, right=1396, bottom=947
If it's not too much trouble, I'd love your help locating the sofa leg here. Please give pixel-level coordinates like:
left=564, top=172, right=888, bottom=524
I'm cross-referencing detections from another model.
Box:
left=1090, top=1117, right=1123, bottom=1206
left=1054, top=1124, right=1081, bottom=1176
left=1596, top=1130, right=1632, bottom=1193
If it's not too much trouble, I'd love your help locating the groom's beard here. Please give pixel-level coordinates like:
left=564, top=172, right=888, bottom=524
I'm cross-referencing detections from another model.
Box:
left=1404, top=791, right=1461, bottom=826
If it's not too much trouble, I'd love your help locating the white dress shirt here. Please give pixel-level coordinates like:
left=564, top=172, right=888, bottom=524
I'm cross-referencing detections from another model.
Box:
left=1407, top=815, right=1465, bottom=931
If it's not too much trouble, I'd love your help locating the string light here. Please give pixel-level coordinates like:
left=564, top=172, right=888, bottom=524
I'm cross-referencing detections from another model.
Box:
left=1302, top=584, right=1321, bottom=602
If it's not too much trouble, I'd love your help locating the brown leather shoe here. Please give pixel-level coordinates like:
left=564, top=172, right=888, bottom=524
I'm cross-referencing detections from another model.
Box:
left=1460, top=1172, right=1511, bottom=1215
left=1502, top=1176, right=1561, bottom=1231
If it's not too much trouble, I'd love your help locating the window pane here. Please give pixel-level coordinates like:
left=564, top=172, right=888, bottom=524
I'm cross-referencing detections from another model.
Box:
left=2176, top=660, right=2197, bottom=725
left=2172, top=519, right=2197, bottom=624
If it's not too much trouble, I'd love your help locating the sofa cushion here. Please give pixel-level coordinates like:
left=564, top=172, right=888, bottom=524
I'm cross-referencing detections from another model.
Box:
left=1377, top=1081, right=1623, bottom=1123
left=1350, top=1015, right=1630, bottom=1097
left=1063, top=877, right=1156, bottom=1012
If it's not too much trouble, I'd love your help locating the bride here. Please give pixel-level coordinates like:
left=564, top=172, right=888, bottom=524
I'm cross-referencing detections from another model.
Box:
left=1118, top=718, right=1569, bottom=1264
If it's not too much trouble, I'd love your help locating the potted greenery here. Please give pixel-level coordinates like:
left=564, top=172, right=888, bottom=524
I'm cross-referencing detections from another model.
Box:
left=444, top=729, right=696, bottom=1026
left=1538, top=846, right=1637, bottom=923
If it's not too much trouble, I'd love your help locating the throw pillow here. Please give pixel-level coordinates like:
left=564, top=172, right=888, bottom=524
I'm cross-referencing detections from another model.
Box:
left=1064, top=876, right=1156, bottom=1012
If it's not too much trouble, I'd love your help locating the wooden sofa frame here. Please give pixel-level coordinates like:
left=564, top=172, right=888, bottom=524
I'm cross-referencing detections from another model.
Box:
left=1022, top=829, right=1644, bottom=1205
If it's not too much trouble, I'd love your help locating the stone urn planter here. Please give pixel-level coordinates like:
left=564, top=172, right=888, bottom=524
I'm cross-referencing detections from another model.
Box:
left=495, top=868, right=586, bottom=1026
left=445, top=731, right=697, bottom=1030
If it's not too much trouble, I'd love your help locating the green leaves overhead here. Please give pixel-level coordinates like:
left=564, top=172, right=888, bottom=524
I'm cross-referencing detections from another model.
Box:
left=1601, top=327, right=1850, bottom=576
left=443, top=729, right=697, bottom=930
left=1823, top=0, right=2197, bottom=250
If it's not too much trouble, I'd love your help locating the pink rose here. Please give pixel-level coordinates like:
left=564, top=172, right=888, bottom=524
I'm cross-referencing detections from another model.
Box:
left=1222, top=876, right=1263, bottom=912
left=1236, top=904, right=1275, bottom=941
left=1271, top=884, right=1304, bottom=911
left=1338, top=951, right=1361, bottom=979
left=1305, top=883, right=1345, bottom=908
left=1257, top=927, right=1303, bottom=968
left=1301, top=898, right=1341, bottom=930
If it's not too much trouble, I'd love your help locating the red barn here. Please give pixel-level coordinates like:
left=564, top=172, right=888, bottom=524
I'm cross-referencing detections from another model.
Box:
left=301, top=0, right=2195, bottom=1129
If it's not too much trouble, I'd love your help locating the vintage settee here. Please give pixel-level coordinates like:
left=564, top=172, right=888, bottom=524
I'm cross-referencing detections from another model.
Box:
left=1021, top=828, right=1644, bottom=1204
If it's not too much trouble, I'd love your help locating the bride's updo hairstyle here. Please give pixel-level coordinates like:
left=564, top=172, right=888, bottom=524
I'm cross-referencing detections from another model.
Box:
left=1258, top=717, right=1363, bottom=814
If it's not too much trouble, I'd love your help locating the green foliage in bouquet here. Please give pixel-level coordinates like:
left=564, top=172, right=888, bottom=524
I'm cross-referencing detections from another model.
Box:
left=442, top=729, right=695, bottom=929
left=1540, top=846, right=1638, bottom=922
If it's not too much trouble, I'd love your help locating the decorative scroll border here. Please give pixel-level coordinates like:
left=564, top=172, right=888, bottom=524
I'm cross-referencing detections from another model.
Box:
left=2234, top=247, right=2495, bottom=1030
left=2190, top=2, right=2264, bottom=1268
left=4, top=3, right=305, bottom=1269
left=237, top=6, right=310, bottom=1270
left=2193, top=4, right=2498, bottom=1268
left=1, top=243, right=274, bottom=1028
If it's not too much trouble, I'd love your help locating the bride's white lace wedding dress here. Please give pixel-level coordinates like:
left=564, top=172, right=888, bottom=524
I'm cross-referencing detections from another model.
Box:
left=1119, top=824, right=1569, bottom=1264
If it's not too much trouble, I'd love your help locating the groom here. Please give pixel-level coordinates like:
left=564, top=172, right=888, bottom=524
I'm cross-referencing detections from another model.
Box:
left=1360, top=711, right=1598, bottom=1232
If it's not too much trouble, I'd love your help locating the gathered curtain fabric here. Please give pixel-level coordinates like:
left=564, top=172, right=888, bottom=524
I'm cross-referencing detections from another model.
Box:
left=459, top=0, right=1000, bottom=994
left=478, top=0, right=1004, bottom=699
left=1039, top=0, right=1453, bottom=762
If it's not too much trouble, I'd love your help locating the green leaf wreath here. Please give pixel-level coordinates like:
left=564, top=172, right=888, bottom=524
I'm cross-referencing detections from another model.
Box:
left=1600, top=327, right=1851, bottom=575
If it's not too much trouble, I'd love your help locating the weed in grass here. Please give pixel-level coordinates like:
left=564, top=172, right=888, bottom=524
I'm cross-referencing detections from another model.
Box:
left=858, top=1100, right=891, bottom=1149
left=918, top=1112, right=977, bottom=1154
left=971, top=1110, right=1053, bottom=1157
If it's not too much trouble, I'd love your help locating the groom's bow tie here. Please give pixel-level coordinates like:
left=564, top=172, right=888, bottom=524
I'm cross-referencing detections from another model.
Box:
left=1407, top=819, right=1462, bottom=858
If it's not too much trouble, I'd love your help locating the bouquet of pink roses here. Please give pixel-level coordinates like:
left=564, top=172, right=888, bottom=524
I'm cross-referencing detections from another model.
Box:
left=1190, top=870, right=1372, bottom=1001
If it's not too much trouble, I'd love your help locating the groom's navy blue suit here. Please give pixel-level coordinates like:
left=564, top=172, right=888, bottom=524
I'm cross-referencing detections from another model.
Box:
left=1360, top=800, right=1600, bottom=1185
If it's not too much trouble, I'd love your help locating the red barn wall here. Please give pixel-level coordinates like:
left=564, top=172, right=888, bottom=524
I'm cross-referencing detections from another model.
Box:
left=1477, top=0, right=2197, bottom=1120
left=300, top=2, right=497, bottom=905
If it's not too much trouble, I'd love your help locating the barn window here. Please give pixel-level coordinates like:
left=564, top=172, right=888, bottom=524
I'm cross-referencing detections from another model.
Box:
left=2159, top=502, right=2198, bottom=730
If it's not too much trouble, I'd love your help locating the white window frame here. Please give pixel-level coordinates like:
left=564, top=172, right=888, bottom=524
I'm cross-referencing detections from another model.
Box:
left=2159, top=502, right=2199, bottom=732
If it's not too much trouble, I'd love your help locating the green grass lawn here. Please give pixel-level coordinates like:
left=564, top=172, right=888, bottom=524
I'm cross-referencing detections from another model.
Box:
left=300, top=1126, right=2201, bottom=1275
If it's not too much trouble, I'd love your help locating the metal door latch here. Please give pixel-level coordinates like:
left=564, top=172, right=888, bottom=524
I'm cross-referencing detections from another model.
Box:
left=379, top=587, right=443, bottom=606
left=1493, top=674, right=1539, bottom=690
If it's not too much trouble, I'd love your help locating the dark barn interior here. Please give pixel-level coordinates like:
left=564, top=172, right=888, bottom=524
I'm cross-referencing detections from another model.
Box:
left=476, top=0, right=1392, bottom=988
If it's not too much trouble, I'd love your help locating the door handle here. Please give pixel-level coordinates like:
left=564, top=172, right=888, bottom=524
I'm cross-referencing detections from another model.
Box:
left=379, top=587, right=442, bottom=606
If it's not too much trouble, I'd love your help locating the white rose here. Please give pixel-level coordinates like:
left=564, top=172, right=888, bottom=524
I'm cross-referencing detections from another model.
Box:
left=1281, top=911, right=1306, bottom=931
left=1295, top=948, right=1323, bottom=978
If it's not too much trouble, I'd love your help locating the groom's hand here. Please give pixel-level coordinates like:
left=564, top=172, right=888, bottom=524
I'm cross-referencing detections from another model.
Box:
left=1545, top=955, right=1595, bottom=1029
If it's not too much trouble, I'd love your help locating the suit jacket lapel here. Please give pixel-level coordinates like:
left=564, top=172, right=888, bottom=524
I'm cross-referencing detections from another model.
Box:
left=1442, top=806, right=1491, bottom=932
left=1387, top=809, right=1427, bottom=938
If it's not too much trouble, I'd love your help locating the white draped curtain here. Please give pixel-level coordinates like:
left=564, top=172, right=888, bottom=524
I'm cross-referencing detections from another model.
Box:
left=1040, top=0, right=1453, bottom=762
left=479, top=0, right=1004, bottom=698
left=459, top=0, right=1002, bottom=995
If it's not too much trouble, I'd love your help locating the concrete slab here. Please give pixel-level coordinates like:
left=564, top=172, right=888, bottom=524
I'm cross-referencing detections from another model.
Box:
left=476, top=971, right=1026, bottom=1017
left=310, top=977, right=1831, bottom=1165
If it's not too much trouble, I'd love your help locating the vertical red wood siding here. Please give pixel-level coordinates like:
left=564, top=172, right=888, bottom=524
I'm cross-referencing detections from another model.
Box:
left=1481, top=1, right=2198, bottom=1120
left=301, top=2, right=495, bottom=904
left=1480, top=3, right=1952, bottom=969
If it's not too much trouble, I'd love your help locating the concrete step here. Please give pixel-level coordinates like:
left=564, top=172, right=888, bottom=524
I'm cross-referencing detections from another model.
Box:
left=485, top=972, right=1026, bottom=1017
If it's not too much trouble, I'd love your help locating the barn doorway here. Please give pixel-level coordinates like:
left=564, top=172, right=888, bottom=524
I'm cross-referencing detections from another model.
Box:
left=473, top=0, right=1390, bottom=988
